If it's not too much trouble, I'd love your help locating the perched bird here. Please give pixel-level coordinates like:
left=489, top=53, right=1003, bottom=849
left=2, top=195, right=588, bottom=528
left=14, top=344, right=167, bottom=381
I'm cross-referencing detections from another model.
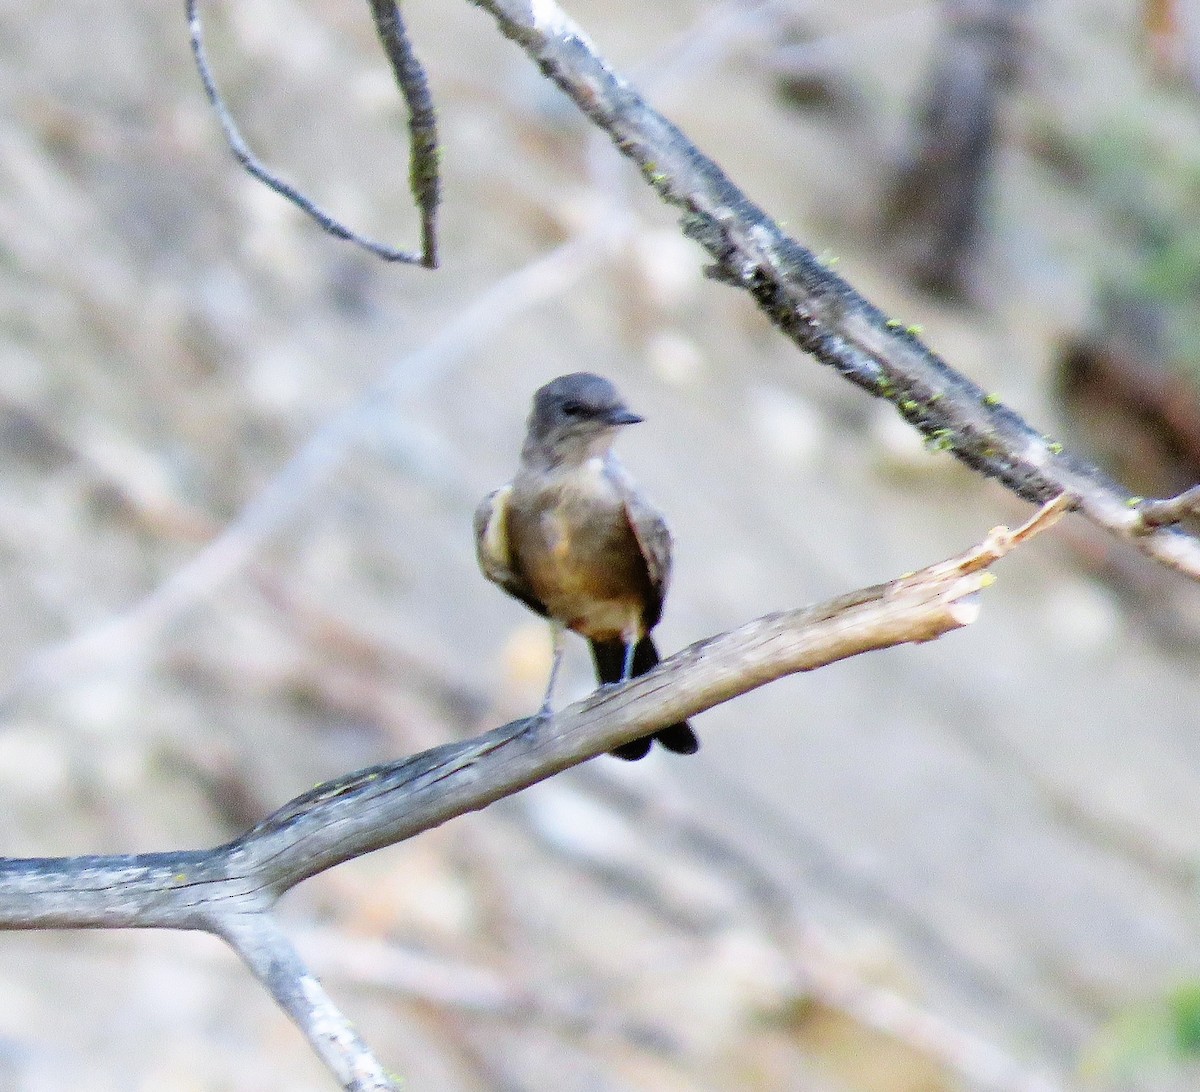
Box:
left=474, top=372, right=698, bottom=760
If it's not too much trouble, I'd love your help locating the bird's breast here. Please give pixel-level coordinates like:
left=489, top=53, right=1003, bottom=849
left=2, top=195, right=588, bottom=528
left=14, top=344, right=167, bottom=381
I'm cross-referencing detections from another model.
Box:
left=510, top=464, right=650, bottom=640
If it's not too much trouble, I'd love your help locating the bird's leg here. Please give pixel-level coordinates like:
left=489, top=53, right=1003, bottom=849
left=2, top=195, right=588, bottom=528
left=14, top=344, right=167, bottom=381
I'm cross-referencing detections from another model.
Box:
left=620, top=636, right=636, bottom=684
left=539, top=620, right=566, bottom=719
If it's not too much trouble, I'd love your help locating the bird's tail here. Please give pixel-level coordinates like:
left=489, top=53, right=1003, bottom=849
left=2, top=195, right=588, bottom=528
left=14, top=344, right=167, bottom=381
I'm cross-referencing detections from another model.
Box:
left=590, top=637, right=699, bottom=761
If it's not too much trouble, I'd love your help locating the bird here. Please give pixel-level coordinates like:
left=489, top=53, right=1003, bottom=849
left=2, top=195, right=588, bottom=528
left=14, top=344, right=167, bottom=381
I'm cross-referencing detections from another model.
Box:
left=474, top=372, right=698, bottom=760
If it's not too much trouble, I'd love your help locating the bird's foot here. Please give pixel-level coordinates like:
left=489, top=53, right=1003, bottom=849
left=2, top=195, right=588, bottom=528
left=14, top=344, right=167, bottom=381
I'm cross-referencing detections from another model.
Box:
left=514, top=705, right=550, bottom=746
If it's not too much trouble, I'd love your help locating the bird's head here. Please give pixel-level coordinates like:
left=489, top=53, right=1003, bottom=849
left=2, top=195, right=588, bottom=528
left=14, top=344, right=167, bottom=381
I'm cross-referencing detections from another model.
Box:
left=523, top=372, right=643, bottom=464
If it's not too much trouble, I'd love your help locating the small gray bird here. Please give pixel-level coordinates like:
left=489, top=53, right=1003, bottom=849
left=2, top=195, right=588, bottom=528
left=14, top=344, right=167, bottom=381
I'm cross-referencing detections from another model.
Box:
left=474, top=372, right=698, bottom=760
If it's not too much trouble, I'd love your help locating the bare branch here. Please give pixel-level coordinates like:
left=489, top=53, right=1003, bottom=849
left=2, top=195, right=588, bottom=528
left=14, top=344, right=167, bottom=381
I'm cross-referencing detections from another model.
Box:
left=0, top=500, right=1064, bottom=1085
left=364, top=0, right=441, bottom=267
left=186, top=0, right=437, bottom=265
left=0, top=500, right=1062, bottom=929
left=0, top=225, right=612, bottom=710
left=464, top=0, right=1200, bottom=581
left=217, top=914, right=400, bottom=1092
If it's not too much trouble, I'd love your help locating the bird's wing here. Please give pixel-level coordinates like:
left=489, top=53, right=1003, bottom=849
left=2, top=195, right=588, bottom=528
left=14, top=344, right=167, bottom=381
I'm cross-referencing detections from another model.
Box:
left=618, top=477, right=673, bottom=629
left=473, top=483, right=549, bottom=617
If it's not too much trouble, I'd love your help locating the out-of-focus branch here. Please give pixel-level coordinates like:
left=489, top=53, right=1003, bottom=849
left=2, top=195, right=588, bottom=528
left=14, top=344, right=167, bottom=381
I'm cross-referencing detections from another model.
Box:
left=466, top=0, right=1200, bottom=582
left=0, top=225, right=611, bottom=713
left=187, top=0, right=438, bottom=266
left=881, top=0, right=1027, bottom=299
left=0, top=501, right=1065, bottom=1088
left=797, top=937, right=1063, bottom=1092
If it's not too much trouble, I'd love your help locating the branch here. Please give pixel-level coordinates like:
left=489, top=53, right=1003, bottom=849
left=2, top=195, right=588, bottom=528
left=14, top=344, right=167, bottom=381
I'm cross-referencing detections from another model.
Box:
left=187, top=0, right=438, bottom=266
left=798, top=938, right=1064, bottom=1092
left=465, top=0, right=1200, bottom=582
left=0, top=225, right=612, bottom=711
left=364, top=0, right=441, bottom=267
left=218, top=914, right=399, bottom=1092
left=0, top=501, right=1064, bottom=1087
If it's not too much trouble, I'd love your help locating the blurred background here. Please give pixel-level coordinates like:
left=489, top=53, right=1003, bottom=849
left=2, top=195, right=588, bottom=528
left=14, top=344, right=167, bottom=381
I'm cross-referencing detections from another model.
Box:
left=2, top=0, right=1200, bottom=1088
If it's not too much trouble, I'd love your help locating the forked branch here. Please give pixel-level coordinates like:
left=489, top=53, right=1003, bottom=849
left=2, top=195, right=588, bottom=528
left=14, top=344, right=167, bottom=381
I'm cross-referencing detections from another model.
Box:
left=0, top=499, right=1068, bottom=1090
left=187, top=0, right=440, bottom=266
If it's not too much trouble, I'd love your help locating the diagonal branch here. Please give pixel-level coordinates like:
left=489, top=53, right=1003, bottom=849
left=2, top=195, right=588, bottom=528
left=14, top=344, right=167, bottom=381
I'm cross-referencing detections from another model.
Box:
left=217, top=913, right=400, bottom=1092
left=0, top=500, right=1063, bottom=926
left=464, top=0, right=1200, bottom=581
left=0, top=224, right=611, bottom=713
left=0, top=498, right=1066, bottom=1088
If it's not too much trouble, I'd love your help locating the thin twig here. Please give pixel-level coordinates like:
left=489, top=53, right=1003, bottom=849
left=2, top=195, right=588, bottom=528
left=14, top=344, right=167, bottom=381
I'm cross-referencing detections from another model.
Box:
left=186, top=0, right=433, bottom=265
left=365, top=0, right=441, bottom=267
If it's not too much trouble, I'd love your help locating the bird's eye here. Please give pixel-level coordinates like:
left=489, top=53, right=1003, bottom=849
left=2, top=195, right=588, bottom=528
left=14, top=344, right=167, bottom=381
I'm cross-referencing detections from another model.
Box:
left=561, top=400, right=585, bottom=417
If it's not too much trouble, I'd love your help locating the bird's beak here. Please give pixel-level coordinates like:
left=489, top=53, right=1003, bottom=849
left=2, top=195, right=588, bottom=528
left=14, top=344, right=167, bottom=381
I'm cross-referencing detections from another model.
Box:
left=604, top=407, right=644, bottom=426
